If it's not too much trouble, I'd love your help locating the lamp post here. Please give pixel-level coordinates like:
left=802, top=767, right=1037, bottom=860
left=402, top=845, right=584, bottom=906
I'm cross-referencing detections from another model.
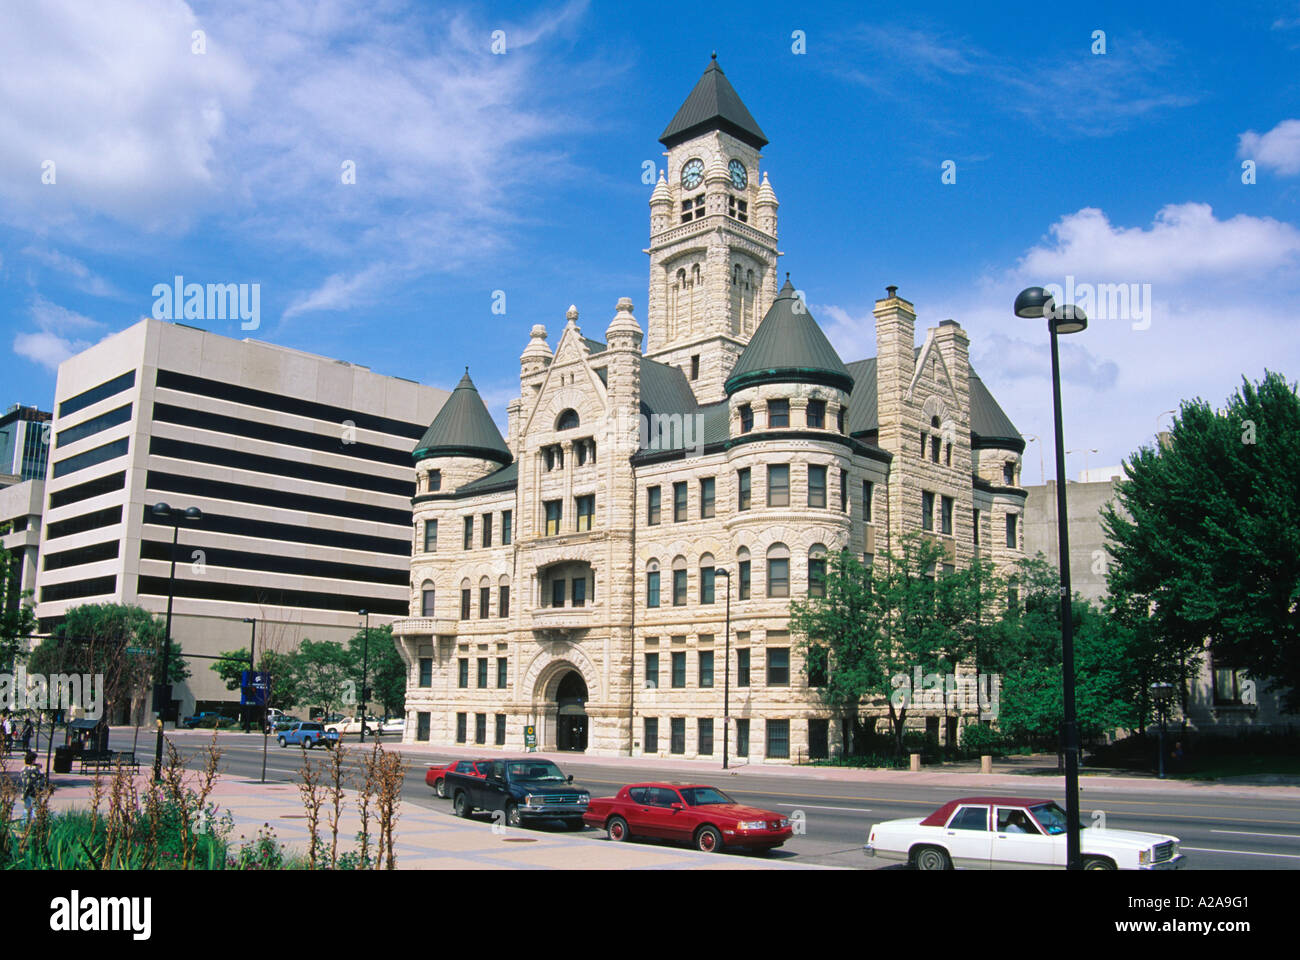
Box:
left=1150, top=682, right=1175, bottom=779
left=241, top=617, right=257, bottom=733
left=358, top=609, right=370, bottom=743
left=1014, top=287, right=1087, bottom=870
left=150, top=502, right=202, bottom=782
left=1068, top=448, right=1099, bottom=480
left=1023, top=434, right=1045, bottom=485
left=715, top=568, right=731, bottom=770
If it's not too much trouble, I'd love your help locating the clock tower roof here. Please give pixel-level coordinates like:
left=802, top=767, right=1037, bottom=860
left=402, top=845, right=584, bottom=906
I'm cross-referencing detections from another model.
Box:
left=659, top=54, right=768, bottom=151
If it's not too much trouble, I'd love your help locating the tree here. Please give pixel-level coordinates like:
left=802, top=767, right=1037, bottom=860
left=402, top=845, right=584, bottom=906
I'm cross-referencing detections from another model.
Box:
left=210, top=647, right=298, bottom=711
left=290, top=639, right=355, bottom=716
left=346, top=624, right=405, bottom=717
left=1102, top=372, right=1300, bottom=711
left=0, top=522, right=37, bottom=671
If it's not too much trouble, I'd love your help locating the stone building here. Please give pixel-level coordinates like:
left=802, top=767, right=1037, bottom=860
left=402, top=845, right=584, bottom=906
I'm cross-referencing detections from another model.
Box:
left=393, top=58, right=1028, bottom=760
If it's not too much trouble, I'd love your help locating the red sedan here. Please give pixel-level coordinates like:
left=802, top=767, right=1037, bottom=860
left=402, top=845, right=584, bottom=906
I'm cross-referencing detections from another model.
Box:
left=583, top=783, right=792, bottom=853
left=426, top=759, right=489, bottom=798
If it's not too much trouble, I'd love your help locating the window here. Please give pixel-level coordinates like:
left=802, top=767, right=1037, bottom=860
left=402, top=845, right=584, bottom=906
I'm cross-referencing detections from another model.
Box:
left=837, top=407, right=845, bottom=433
left=1213, top=660, right=1243, bottom=705
left=645, top=652, right=659, bottom=689
left=1007, top=579, right=1019, bottom=613
left=571, top=576, right=586, bottom=607
left=700, top=477, right=715, bottom=518
left=647, top=486, right=661, bottom=525
left=543, top=444, right=564, bottom=471
left=768, top=647, right=790, bottom=685
left=727, top=194, right=748, bottom=222
left=807, top=646, right=828, bottom=687
left=672, top=559, right=687, bottom=606
left=922, top=491, right=935, bottom=532
left=808, top=547, right=827, bottom=598
left=421, top=586, right=435, bottom=617
left=671, top=652, right=686, bottom=688
left=863, top=480, right=873, bottom=522
left=576, top=494, right=594, bottom=532
left=737, top=468, right=751, bottom=510
left=457, top=658, right=468, bottom=688
left=945, top=444, right=951, bottom=467
left=644, top=717, right=659, bottom=753
left=690, top=355, right=699, bottom=380
left=1006, top=513, right=1018, bottom=549
left=428, top=470, right=441, bottom=492
left=768, top=399, right=789, bottom=428
left=767, top=544, right=790, bottom=597
left=499, top=585, right=510, bottom=618
left=456, top=712, right=467, bottom=743
left=767, top=464, right=789, bottom=507
left=736, top=718, right=749, bottom=757
left=463, top=516, right=473, bottom=549
left=1003, top=462, right=1016, bottom=485
left=495, top=714, right=506, bottom=745
left=809, top=719, right=829, bottom=759
left=949, top=806, right=989, bottom=831
left=477, top=658, right=488, bottom=689
left=545, top=500, right=562, bottom=536
left=739, top=404, right=753, bottom=433
left=551, top=579, right=566, bottom=608
left=698, top=718, right=714, bottom=756
left=479, top=585, right=490, bottom=618
left=920, top=430, right=927, bottom=458
left=646, top=561, right=660, bottom=608
left=942, top=563, right=955, bottom=576
left=482, top=513, right=492, bottom=547
left=497, top=657, right=508, bottom=688
left=418, top=658, right=432, bottom=687
left=417, top=712, right=430, bottom=741
left=806, top=399, right=825, bottom=428
left=973, top=508, right=980, bottom=546
left=423, top=520, right=437, bottom=552
left=931, top=435, right=941, bottom=463
left=475, top=713, right=486, bottom=744
left=738, top=555, right=751, bottom=600
left=737, top=647, right=751, bottom=686
left=680, top=194, right=704, bottom=222
left=808, top=465, right=827, bottom=508
left=766, top=719, right=790, bottom=759
left=699, top=650, right=714, bottom=688
left=556, top=408, right=579, bottom=431
left=460, top=589, right=471, bottom=620
left=670, top=718, right=686, bottom=754
left=840, top=469, right=848, bottom=512
left=673, top=482, right=687, bottom=522
left=941, top=495, right=954, bottom=535
left=502, top=510, right=512, bottom=545
left=700, top=560, right=715, bottom=604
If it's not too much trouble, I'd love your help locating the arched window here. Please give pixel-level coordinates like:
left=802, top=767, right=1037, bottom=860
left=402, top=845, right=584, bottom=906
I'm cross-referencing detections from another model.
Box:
left=459, top=578, right=472, bottom=619
left=646, top=559, right=661, bottom=608
left=733, top=264, right=742, bottom=285
left=498, top=574, right=511, bottom=619
left=421, top=581, right=436, bottom=617
left=556, top=409, right=579, bottom=431
left=766, top=543, right=790, bottom=598
left=479, top=576, right=491, bottom=618
left=808, top=544, right=828, bottom=598
left=699, top=552, right=716, bottom=605
left=672, top=556, right=688, bottom=606
left=737, top=546, right=752, bottom=600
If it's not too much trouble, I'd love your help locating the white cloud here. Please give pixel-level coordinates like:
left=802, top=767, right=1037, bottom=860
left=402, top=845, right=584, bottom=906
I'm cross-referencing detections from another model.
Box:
left=1238, top=119, right=1300, bottom=175
left=12, top=295, right=105, bottom=371
left=21, top=246, right=120, bottom=297
left=282, top=265, right=387, bottom=319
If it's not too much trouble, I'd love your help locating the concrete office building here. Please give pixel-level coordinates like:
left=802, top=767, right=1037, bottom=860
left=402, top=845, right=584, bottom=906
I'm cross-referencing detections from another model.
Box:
left=0, top=404, right=52, bottom=482
left=1, top=477, right=44, bottom=619
left=36, top=318, right=447, bottom=715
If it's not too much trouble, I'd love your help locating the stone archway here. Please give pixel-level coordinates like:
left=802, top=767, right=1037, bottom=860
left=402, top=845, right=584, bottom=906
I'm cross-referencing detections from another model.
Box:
left=527, top=656, right=597, bottom=752
left=553, top=670, right=589, bottom=751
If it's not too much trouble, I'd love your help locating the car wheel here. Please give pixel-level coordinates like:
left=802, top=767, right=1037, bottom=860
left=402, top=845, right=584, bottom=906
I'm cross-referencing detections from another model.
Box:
left=303, top=738, right=314, bottom=749
left=505, top=803, right=522, bottom=828
left=606, top=816, right=630, bottom=842
left=1083, top=856, right=1116, bottom=870
left=453, top=792, right=472, bottom=818
left=434, top=778, right=446, bottom=799
left=278, top=737, right=286, bottom=748
left=913, top=846, right=952, bottom=871
left=695, top=825, right=724, bottom=853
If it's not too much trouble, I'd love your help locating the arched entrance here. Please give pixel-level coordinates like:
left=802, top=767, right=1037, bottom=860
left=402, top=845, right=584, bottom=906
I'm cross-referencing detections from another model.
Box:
left=555, top=670, right=588, bottom=752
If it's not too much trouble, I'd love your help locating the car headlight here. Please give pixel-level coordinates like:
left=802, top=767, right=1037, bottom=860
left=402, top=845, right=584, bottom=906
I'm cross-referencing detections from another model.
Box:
left=738, top=820, right=767, bottom=831
left=779, top=818, right=791, bottom=828
left=1139, top=848, right=1151, bottom=864
left=524, top=793, right=535, bottom=806
left=577, top=794, right=590, bottom=804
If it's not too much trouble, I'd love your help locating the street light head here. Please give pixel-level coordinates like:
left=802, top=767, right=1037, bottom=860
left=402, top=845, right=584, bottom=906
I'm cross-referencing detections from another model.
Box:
left=715, top=568, right=729, bottom=578
left=183, top=506, right=203, bottom=521
left=1051, top=303, right=1088, bottom=335
left=359, top=609, right=368, bottom=617
left=1014, top=286, right=1055, bottom=319
left=151, top=502, right=172, bottom=519
left=1149, top=681, right=1175, bottom=702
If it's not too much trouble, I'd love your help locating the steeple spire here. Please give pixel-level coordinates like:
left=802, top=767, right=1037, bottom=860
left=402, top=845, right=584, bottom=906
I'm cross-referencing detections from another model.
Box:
left=659, top=56, right=767, bottom=150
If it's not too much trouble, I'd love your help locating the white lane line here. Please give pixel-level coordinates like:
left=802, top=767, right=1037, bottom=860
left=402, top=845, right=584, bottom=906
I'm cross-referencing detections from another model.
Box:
left=1210, top=829, right=1300, bottom=840
left=1181, top=846, right=1300, bottom=859
left=777, top=803, right=872, bottom=813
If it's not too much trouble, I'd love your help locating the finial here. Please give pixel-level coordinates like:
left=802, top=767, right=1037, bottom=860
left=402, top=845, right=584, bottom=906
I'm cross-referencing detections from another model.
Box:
left=711, top=51, right=717, bottom=61
left=886, top=285, right=898, bottom=298
left=566, top=304, right=579, bottom=323
left=786, top=271, right=790, bottom=281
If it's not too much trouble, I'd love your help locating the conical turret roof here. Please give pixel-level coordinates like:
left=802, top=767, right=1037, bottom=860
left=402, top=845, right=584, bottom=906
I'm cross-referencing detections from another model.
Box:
left=660, top=55, right=767, bottom=150
left=412, top=370, right=512, bottom=465
left=725, top=278, right=854, bottom=396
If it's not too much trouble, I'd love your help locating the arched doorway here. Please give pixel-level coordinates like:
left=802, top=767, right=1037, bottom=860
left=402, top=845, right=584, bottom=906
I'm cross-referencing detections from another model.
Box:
left=555, top=670, right=588, bottom=751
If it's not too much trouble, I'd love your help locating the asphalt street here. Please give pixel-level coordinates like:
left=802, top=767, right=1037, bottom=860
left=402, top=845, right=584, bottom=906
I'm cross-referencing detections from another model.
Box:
left=143, top=730, right=1300, bottom=870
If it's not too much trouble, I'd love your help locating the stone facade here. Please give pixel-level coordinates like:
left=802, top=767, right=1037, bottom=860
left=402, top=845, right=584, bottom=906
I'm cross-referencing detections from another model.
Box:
left=393, top=63, right=1028, bottom=760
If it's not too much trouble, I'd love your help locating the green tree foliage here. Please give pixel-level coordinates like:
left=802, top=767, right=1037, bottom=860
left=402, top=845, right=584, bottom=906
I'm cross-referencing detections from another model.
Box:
left=346, top=624, right=404, bottom=716
left=289, top=639, right=355, bottom=715
left=1102, top=372, right=1300, bottom=711
left=210, top=648, right=298, bottom=710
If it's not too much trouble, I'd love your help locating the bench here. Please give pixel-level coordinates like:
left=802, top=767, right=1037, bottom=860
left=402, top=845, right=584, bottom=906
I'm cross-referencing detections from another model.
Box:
left=78, top=751, right=140, bottom=774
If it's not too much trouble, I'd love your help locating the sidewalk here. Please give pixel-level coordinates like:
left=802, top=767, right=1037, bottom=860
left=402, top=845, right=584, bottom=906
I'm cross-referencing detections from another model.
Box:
left=35, top=768, right=824, bottom=870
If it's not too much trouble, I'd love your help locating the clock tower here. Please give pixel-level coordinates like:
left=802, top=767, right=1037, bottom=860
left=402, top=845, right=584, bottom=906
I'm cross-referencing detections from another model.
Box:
left=646, top=55, right=780, bottom=404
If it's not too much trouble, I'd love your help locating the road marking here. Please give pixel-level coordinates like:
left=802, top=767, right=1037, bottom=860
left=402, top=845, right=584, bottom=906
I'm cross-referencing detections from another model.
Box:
left=1181, top=846, right=1300, bottom=860
left=777, top=803, right=872, bottom=813
left=1210, top=829, right=1300, bottom=840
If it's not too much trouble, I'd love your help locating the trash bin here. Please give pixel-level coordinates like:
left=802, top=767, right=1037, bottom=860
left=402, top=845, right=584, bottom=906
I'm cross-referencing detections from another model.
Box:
left=53, top=746, right=73, bottom=774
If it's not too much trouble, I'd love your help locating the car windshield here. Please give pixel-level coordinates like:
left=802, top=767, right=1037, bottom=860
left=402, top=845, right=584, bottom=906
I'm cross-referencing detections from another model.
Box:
left=303, top=723, right=323, bottom=731
left=679, top=787, right=734, bottom=806
left=508, top=761, right=567, bottom=782
left=1030, top=803, right=1070, bottom=835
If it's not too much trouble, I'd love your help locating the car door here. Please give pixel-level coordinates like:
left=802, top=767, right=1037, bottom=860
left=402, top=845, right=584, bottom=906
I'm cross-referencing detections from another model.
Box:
left=640, top=787, right=687, bottom=841
left=941, top=805, right=994, bottom=868
left=623, top=786, right=655, bottom=834
left=991, top=806, right=1058, bottom=869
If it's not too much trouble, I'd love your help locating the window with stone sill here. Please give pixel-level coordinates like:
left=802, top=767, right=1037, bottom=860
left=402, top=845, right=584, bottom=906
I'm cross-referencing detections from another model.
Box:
left=463, top=516, right=473, bottom=549
left=808, top=465, right=827, bottom=508
left=673, top=482, right=687, bottom=522
left=421, top=587, right=435, bottom=617
left=545, top=499, right=562, bottom=536
left=768, top=398, right=790, bottom=428
left=481, top=513, right=492, bottom=548
left=498, top=585, right=510, bottom=619
left=922, top=491, right=935, bottom=532
left=941, top=495, right=954, bottom=536
left=700, top=477, right=715, bottom=518
left=672, top=566, right=688, bottom=606
left=739, top=404, right=753, bottom=434
left=576, top=494, right=595, bottom=532
left=428, top=470, right=441, bottom=492
left=423, top=519, right=437, bottom=552
left=768, top=464, right=790, bottom=507
left=1006, top=512, right=1018, bottom=548
left=806, top=399, right=826, bottom=429
left=646, top=562, right=661, bottom=608
left=738, top=558, right=751, bottom=600
left=647, top=486, right=661, bottom=525
left=460, top=589, right=471, bottom=620
left=727, top=195, right=748, bottom=223
left=737, top=467, right=751, bottom=510
left=1004, top=462, right=1016, bottom=485
left=767, top=543, right=790, bottom=598
left=680, top=194, right=705, bottom=223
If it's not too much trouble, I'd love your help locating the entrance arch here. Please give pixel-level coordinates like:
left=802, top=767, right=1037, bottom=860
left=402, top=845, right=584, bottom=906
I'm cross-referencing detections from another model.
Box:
left=554, top=670, right=588, bottom=752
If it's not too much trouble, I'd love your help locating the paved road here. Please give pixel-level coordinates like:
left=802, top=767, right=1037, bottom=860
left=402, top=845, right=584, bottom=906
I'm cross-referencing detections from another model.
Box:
left=155, top=730, right=1300, bottom=870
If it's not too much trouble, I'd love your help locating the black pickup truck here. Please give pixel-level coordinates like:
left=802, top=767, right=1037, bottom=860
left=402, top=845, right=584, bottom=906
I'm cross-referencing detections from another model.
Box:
left=444, top=758, right=590, bottom=829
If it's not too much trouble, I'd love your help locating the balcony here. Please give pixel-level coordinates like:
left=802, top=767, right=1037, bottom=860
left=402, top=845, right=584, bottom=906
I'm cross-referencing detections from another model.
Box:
left=391, top=616, right=458, bottom=638
left=530, top=602, right=602, bottom=633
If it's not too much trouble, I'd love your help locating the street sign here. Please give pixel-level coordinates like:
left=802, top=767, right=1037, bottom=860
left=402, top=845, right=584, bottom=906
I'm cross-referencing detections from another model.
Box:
left=524, top=724, right=537, bottom=751
left=240, top=670, right=269, bottom=706
left=126, top=646, right=153, bottom=655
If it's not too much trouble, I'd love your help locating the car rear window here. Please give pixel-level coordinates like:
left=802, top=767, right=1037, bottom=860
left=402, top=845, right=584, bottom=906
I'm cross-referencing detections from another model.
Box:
left=303, top=723, right=324, bottom=731
left=948, top=806, right=990, bottom=831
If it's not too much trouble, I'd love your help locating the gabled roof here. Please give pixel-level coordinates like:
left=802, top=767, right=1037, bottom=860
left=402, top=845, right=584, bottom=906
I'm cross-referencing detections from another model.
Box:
left=412, top=371, right=512, bottom=465
left=659, top=55, right=768, bottom=151
left=456, top=460, right=518, bottom=495
left=725, top=278, right=854, bottom=396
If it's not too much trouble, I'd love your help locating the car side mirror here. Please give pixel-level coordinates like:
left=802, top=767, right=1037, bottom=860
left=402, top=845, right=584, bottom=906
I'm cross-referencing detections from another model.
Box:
left=567, top=775, right=574, bottom=783
left=671, top=802, right=685, bottom=811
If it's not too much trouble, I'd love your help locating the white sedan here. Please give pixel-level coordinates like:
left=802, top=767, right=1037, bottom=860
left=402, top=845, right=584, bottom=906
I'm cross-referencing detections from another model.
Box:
left=864, top=796, right=1185, bottom=870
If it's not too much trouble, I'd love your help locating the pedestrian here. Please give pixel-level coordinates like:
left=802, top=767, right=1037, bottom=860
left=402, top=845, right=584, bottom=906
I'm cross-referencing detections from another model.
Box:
left=1, top=714, right=12, bottom=755
left=21, top=718, right=33, bottom=754
left=20, top=751, right=46, bottom=823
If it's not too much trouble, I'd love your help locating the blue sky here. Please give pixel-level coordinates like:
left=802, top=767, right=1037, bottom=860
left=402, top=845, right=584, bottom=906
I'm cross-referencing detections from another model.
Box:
left=2, top=0, right=1299, bottom=479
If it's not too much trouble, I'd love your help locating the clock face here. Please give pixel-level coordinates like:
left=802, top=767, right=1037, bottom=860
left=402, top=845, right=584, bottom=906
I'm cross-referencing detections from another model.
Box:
left=681, top=158, right=704, bottom=190
left=729, top=159, right=748, bottom=189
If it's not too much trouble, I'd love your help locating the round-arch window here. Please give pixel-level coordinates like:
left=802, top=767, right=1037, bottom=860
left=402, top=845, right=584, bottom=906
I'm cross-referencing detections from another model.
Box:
left=557, top=409, right=579, bottom=431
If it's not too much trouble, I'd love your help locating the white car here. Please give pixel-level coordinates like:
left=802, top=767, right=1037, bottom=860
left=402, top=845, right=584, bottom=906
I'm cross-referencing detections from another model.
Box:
left=864, top=796, right=1185, bottom=870
left=323, top=716, right=381, bottom=736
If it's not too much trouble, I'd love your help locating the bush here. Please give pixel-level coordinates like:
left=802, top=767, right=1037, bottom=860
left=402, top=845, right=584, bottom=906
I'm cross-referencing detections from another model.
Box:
left=959, top=723, right=1006, bottom=757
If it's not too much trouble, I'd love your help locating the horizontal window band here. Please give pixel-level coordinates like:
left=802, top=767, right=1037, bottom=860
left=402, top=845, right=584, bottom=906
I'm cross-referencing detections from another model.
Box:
left=56, top=403, right=132, bottom=449
left=46, top=505, right=123, bottom=541
left=141, top=509, right=410, bottom=557
left=58, top=370, right=135, bottom=419
left=136, top=574, right=407, bottom=616
left=43, top=539, right=120, bottom=572
left=52, top=437, right=129, bottom=479
left=144, top=469, right=412, bottom=527
left=48, top=471, right=127, bottom=510
left=40, top=575, right=117, bottom=604
left=138, top=538, right=407, bottom=586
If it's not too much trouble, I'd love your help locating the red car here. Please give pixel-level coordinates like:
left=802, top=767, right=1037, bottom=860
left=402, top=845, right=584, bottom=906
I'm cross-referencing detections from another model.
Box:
left=426, top=759, right=490, bottom=798
left=583, top=782, right=792, bottom=854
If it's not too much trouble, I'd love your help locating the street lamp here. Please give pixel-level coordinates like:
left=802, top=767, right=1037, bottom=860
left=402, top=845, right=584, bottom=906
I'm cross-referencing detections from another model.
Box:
left=149, top=501, right=202, bottom=782
left=241, top=617, right=257, bottom=733
left=1014, top=286, right=1087, bottom=870
left=1023, top=434, right=1045, bottom=485
left=715, top=568, right=732, bottom=770
left=1149, top=682, right=1175, bottom=779
left=358, top=609, right=370, bottom=743
left=1068, top=448, right=1100, bottom=480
